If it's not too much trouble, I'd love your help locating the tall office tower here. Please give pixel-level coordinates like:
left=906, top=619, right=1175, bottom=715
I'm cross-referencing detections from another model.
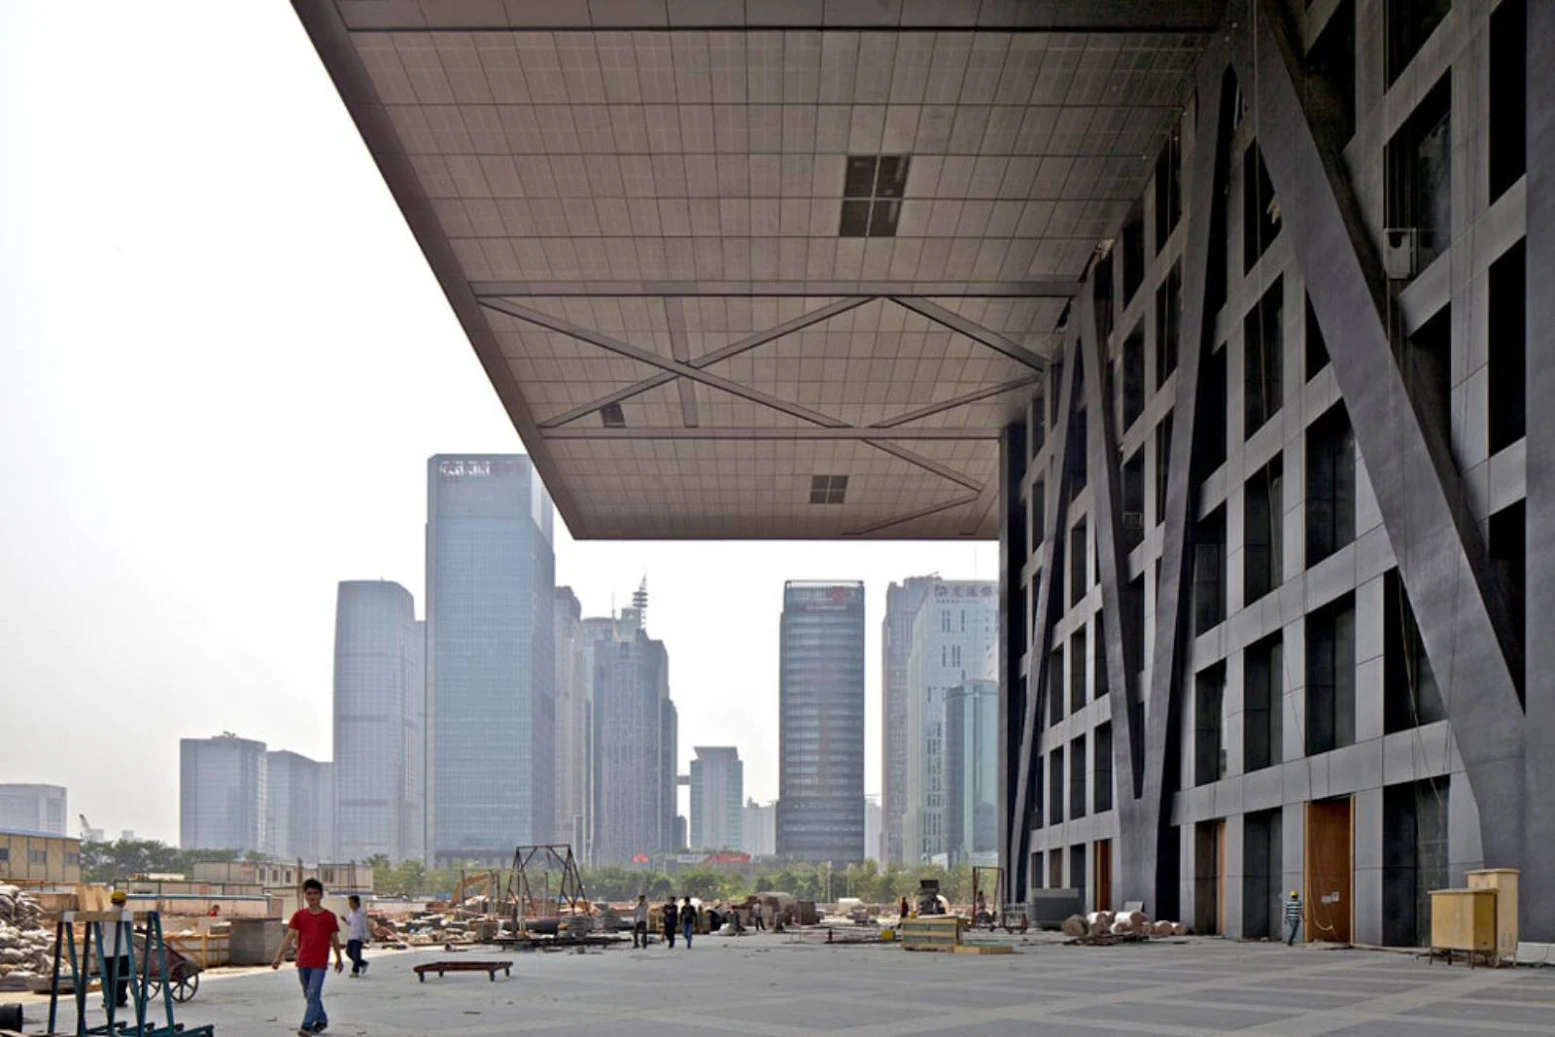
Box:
left=589, top=602, right=676, bottom=865
left=0, top=785, right=67, bottom=836
left=333, top=580, right=424, bottom=863
left=741, top=798, right=777, bottom=857
left=882, top=577, right=936, bottom=864
left=904, top=580, right=998, bottom=863
left=945, top=679, right=999, bottom=863
left=179, top=734, right=267, bottom=853
left=689, top=747, right=743, bottom=851
left=427, top=455, right=555, bottom=864
left=864, top=795, right=882, bottom=865
left=577, top=615, right=616, bottom=865
left=266, top=751, right=333, bottom=861
left=777, top=581, right=865, bottom=864
left=553, top=587, right=589, bottom=855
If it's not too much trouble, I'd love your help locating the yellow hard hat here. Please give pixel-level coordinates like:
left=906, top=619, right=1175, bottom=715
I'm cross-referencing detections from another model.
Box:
left=1289, top=890, right=1299, bottom=898
left=110, top=890, right=128, bottom=904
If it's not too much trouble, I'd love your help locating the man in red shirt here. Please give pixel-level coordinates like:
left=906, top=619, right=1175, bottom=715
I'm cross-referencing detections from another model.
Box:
left=271, top=878, right=344, bottom=1036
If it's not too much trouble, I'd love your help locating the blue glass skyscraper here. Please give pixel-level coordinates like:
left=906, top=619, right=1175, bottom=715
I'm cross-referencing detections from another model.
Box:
left=426, top=455, right=555, bottom=865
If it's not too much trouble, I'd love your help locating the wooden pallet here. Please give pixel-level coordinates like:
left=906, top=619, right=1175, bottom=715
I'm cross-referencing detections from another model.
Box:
left=899, top=916, right=964, bottom=952
left=953, top=944, right=1014, bottom=955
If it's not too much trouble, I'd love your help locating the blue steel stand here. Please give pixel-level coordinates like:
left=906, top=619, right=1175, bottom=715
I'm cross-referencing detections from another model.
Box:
left=46, top=909, right=214, bottom=1037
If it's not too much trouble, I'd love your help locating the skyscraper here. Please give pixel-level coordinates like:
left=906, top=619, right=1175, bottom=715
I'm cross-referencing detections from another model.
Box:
left=944, top=679, right=999, bottom=864
left=689, top=747, right=743, bottom=852
left=589, top=602, right=676, bottom=866
left=553, top=587, right=588, bottom=854
left=333, top=580, right=424, bottom=863
left=882, top=577, right=936, bottom=864
left=904, top=580, right=997, bottom=863
left=777, top=581, right=865, bottom=864
left=266, top=751, right=333, bottom=861
left=180, top=734, right=267, bottom=854
left=426, top=455, right=555, bottom=864
left=0, top=785, right=67, bottom=836
left=741, top=798, right=776, bottom=857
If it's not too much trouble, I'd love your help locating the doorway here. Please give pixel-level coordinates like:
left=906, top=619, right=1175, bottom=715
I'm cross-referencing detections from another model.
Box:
left=1094, top=839, right=1113, bottom=912
left=1305, top=798, right=1353, bottom=943
left=1193, top=820, right=1226, bottom=934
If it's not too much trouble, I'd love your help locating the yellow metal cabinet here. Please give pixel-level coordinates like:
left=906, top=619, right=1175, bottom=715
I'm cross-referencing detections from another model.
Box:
left=1430, top=889, right=1497, bottom=962
left=1466, top=868, right=1519, bottom=964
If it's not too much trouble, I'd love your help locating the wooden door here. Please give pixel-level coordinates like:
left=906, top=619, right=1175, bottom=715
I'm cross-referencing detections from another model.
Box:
left=1306, top=799, right=1353, bottom=943
left=1094, top=839, right=1113, bottom=911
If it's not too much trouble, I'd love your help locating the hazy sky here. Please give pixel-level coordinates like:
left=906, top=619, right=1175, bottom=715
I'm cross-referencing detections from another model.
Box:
left=0, top=2, right=993, bottom=845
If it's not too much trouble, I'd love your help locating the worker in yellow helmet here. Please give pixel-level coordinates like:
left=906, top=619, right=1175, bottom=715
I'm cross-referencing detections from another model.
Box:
left=104, top=890, right=133, bottom=1009
left=1284, top=889, right=1303, bottom=946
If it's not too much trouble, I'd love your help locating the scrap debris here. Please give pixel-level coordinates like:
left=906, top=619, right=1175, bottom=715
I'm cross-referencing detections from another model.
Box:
left=0, top=885, right=52, bottom=990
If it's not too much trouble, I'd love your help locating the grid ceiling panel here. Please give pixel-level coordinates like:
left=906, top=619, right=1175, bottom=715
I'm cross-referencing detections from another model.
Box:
left=321, top=16, right=1203, bottom=538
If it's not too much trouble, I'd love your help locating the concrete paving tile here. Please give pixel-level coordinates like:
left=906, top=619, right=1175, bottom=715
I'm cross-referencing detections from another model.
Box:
left=1055, top=999, right=1294, bottom=1031
left=1402, top=998, right=1555, bottom=1027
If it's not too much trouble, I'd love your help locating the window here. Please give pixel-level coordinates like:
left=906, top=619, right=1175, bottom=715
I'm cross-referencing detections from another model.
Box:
left=1386, top=76, right=1452, bottom=271
left=1094, top=722, right=1114, bottom=813
left=1050, top=748, right=1065, bottom=825
left=1306, top=405, right=1355, bottom=565
left=1488, top=240, right=1526, bottom=454
left=1122, top=450, right=1145, bottom=552
left=1193, top=506, right=1227, bottom=634
left=1383, top=570, right=1444, bottom=733
left=1244, top=458, right=1283, bottom=604
left=1070, top=629, right=1087, bottom=714
left=1488, top=501, right=1526, bottom=705
left=1156, top=263, right=1182, bottom=387
left=941, top=610, right=952, bottom=633
left=1244, top=633, right=1284, bottom=772
left=1305, top=295, right=1329, bottom=381
left=0, top=848, right=8, bottom=863
left=1383, top=778, right=1449, bottom=947
left=1197, top=346, right=1228, bottom=471
left=1122, top=325, right=1146, bottom=431
left=1093, top=615, right=1109, bottom=700
left=1154, top=132, right=1182, bottom=251
left=1244, top=278, right=1284, bottom=436
left=1070, top=736, right=1088, bottom=820
left=1490, top=0, right=1526, bottom=200
left=65, top=852, right=80, bottom=866
left=1155, top=412, right=1174, bottom=523
left=1306, top=0, right=1356, bottom=147
left=1387, top=0, right=1451, bottom=85
left=29, top=849, right=48, bottom=865
left=1049, top=647, right=1065, bottom=727
left=1070, top=844, right=1087, bottom=900
left=1194, top=664, right=1226, bottom=786
left=599, top=402, right=625, bottom=428
left=1122, top=208, right=1145, bottom=304
left=1032, top=480, right=1045, bottom=546
left=839, top=155, right=908, bottom=237
left=1400, top=303, right=1451, bottom=439
left=809, top=475, right=848, bottom=504
left=1243, top=142, right=1281, bottom=272
left=1070, top=519, right=1088, bottom=607
left=1306, top=593, right=1357, bottom=755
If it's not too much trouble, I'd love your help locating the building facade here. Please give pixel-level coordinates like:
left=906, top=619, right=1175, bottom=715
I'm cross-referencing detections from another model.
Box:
left=742, top=799, right=776, bottom=858
left=333, top=580, right=424, bottom=864
left=0, top=785, right=67, bottom=837
left=689, top=747, right=743, bottom=852
left=945, top=680, right=999, bottom=864
left=180, top=734, right=267, bottom=854
left=0, top=830, right=80, bottom=883
left=589, top=605, right=676, bottom=866
left=777, top=581, right=865, bottom=864
left=903, top=580, right=997, bottom=863
left=881, top=578, right=935, bottom=865
left=1001, top=0, right=1553, bottom=945
left=553, top=587, right=589, bottom=856
left=426, top=455, right=555, bottom=864
left=266, top=751, right=333, bottom=862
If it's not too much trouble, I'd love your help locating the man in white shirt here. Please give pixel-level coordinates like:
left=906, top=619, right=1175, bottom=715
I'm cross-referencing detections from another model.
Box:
left=343, top=895, right=370, bottom=977
left=632, top=895, right=649, bottom=949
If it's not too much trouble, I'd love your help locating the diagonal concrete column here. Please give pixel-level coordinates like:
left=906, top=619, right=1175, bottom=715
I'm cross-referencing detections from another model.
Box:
left=1006, top=335, right=1082, bottom=897
left=1136, top=35, right=1232, bottom=916
left=1235, top=0, right=1526, bottom=894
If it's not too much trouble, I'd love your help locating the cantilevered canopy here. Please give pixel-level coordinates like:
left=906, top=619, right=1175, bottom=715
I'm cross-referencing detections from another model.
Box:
left=295, top=0, right=1211, bottom=538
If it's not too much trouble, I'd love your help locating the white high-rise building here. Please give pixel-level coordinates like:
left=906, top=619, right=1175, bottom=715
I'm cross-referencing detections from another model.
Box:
left=553, top=587, right=588, bottom=851
left=690, top=747, right=743, bottom=851
left=741, top=798, right=776, bottom=858
left=903, top=580, right=998, bottom=863
left=882, top=577, right=936, bottom=864
left=333, top=580, right=424, bottom=863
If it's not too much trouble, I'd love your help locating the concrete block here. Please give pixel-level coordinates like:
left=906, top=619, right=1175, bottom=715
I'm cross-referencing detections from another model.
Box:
left=1352, top=865, right=1384, bottom=946
left=1306, top=546, right=1356, bottom=611
left=1354, top=524, right=1397, bottom=585
left=1243, top=766, right=1284, bottom=813
left=1355, top=657, right=1385, bottom=744
left=1382, top=731, right=1422, bottom=787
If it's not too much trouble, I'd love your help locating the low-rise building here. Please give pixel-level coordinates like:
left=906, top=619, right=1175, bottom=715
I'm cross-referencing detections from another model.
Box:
left=0, top=828, right=81, bottom=883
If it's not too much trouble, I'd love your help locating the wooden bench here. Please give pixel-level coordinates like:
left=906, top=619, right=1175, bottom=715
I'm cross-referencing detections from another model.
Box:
left=413, top=960, right=512, bottom=982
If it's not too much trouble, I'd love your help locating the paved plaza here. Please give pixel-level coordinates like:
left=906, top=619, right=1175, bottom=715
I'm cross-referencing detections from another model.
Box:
left=17, top=933, right=1555, bottom=1036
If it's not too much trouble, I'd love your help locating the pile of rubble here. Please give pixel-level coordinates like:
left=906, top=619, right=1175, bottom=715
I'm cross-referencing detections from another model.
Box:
left=0, top=885, right=53, bottom=990
left=1061, top=910, right=1189, bottom=942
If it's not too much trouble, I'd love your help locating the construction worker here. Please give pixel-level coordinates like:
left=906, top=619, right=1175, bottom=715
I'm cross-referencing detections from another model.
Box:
left=103, top=890, right=133, bottom=1010
left=662, top=897, right=678, bottom=948
left=1285, top=890, right=1303, bottom=946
